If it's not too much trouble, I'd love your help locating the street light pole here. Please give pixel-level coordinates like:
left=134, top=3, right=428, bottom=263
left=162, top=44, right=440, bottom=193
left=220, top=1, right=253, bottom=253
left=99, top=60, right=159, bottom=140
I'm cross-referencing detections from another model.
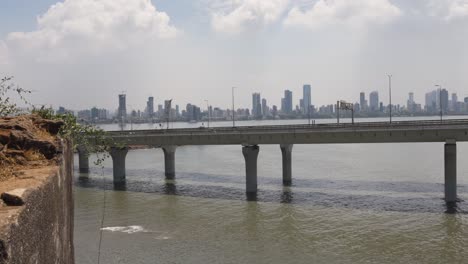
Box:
left=205, top=99, right=210, bottom=128
left=336, top=101, right=340, bottom=124
left=388, top=74, right=392, bottom=124
left=435, top=84, right=442, bottom=122
left=232, top=87, right=236, bottom=127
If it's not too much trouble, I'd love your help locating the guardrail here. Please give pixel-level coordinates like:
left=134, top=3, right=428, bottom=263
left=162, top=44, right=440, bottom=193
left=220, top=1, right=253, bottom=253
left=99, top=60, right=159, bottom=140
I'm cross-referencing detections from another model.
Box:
left=106, top=119, right=468, bottom=137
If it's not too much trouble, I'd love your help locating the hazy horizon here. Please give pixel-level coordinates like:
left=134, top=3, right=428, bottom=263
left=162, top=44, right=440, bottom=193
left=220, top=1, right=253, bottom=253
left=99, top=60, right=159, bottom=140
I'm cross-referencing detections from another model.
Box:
left=1, top=0, right=467, bottom=111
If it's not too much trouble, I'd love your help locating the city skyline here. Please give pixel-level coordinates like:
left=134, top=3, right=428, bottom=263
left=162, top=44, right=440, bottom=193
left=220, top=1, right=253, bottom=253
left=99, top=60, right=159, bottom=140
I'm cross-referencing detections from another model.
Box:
left=48, top=79, right=468, bottom=115
left=69, top=85, right=468, bottom=123
left=0, top=0, right=467, bottom=110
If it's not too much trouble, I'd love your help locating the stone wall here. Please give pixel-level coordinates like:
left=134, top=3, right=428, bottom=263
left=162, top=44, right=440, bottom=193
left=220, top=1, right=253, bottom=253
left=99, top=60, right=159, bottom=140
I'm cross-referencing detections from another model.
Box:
left=0, top=139, right=74, bottom=264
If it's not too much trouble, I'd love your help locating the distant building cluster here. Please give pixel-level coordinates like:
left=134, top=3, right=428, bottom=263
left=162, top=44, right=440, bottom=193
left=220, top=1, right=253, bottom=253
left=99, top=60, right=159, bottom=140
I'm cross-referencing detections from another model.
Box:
left=58, top=84, right=468, bottom=124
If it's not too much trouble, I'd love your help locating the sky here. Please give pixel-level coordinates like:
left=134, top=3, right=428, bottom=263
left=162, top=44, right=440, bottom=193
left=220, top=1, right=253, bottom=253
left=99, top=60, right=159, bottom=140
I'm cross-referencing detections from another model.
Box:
left=0, top=0, right=467, bottom=112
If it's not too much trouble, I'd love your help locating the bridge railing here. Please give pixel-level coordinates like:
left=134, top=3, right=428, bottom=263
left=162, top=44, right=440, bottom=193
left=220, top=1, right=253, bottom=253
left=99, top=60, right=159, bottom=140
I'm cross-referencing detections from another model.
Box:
left=106, top=119, right=468, bottom=137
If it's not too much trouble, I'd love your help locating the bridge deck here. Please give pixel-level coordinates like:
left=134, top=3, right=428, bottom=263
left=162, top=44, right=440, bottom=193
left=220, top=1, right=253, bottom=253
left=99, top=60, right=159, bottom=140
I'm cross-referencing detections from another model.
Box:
left=105, top=119, right=468, bottom=146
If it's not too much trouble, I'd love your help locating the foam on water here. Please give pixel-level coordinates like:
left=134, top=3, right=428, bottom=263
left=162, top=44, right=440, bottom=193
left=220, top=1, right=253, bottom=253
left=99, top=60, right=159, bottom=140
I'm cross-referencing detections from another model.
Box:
left=101, top=225, right=149, bottom=234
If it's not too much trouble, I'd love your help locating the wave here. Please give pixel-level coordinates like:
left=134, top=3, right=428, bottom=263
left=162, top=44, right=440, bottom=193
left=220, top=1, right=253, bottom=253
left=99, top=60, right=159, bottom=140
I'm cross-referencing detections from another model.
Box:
left=101, top=225, right=149, bottom=234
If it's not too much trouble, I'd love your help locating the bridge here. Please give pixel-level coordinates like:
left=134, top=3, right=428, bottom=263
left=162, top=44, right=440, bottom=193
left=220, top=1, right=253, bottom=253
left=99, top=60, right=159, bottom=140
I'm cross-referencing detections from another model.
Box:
left=77, top=119, right=468, bottom=203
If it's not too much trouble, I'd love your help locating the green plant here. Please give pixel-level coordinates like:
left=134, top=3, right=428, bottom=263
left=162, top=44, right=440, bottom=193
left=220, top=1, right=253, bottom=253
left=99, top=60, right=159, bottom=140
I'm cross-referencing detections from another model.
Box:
left=0, top=76, right=31, bottom=117
left=32, top=106, right=115, bottom=167
left=0, top=76, right=114, bottom=167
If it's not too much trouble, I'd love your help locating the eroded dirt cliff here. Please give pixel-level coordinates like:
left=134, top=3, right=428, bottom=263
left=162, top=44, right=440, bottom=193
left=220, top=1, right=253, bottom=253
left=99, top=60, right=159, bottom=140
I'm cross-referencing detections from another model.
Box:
left=0, top=115, right=64, bottom=181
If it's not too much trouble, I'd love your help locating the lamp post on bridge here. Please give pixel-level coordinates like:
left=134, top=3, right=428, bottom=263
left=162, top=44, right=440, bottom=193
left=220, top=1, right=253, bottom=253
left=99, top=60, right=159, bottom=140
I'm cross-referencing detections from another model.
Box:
left=337, top=101, right=340, bottom=124
left=126, top=103, right=135, bottom=131
left=388, top=74, right=392, bottom=124
left=232, top=87, right=236, bottom=127
left=205, top=99, right=210, bottom=128
left=435, top=84, right=443, bottom=122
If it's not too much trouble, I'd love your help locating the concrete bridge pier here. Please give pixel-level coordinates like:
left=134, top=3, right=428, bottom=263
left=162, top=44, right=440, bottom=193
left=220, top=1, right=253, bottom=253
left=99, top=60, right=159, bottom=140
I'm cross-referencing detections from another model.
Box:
left=77, top=145, right=89, bottom=173
left=242, top=145, right=259, bottom=194
left=109, top=147, right=129, bottom=183
left=445, top=140, right=457, bottom=203
left=162, top=146, right=177, bottom=180
left=280, top=144, right=293, bottom=186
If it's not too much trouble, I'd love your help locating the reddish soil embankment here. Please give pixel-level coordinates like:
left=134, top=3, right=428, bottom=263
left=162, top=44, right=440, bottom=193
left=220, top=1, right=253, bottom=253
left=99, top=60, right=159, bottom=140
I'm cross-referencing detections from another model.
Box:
left=0, top=115, right=64, bottom=182
left=0, top=115, right=74, bottom=264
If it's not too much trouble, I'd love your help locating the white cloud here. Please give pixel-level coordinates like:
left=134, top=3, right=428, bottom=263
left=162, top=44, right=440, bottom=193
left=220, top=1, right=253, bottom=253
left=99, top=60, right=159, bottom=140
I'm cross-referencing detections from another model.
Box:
left=211, top=0, right=290, bottom=34
left=6, top=0, right=178, bottom=61
left=448, top=1, right=468, bottom=19
left=427, top=0, right=468, bottom=20
left=284, top=0, right=401, bottom=30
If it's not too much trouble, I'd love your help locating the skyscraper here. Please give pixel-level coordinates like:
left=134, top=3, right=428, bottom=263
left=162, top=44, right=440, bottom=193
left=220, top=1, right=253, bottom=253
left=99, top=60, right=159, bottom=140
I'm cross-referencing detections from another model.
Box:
left=91, top=107, right=99, bottom=120
left=407, top=92, right=415, bottom=113
left=425, top=90, right=439, bottom=113
left=441, top=89, right=449, bottom=113
left=451, top=93, right=458, bottom=112
left=283, top=90, right=293, bottom=114
left=146, top=96, right=154, bottom=118
left=303, top=84, right=311, bottom=115
left=118, top=94, right=127, bottom=120
left=369, top=91, right=379, bottom=112
left=408, top=92, right=414, bottom=104
left=359, top=92, right=367, bottom=111
left=261, top=98, right=268, bottom=117
left=252, top=93, right=261, bottom=118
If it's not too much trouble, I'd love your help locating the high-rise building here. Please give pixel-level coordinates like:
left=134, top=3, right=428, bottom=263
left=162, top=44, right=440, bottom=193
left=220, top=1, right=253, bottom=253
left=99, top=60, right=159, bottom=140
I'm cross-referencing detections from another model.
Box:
left=272, top=105, right=278, bottom=117
left=282, top=90, right=293, bottom=114
left=261, top=98, right=268, bottom=117
left=425, top=90, right=439, bottom=113
left=185, top=104, right=201, bottom=121
left=408, top=92, right=414, bottom=104
left=451, top=93, right=458, bottom=112
left=369, top=91, right=379, bottom=112
left=252, top=93, right=261, bottom=118
left=164, top=100, right=172, bottom=120
left=303, top=84, right=311, bottom=115
left=146, top=96, right=154, bottom=118
left=359, top=92, right=367, bottom=111
left=118, top=94, right=127, bottom=120
left=441, top=89, right=449, bottom=113
left=407, top=92, right=416, bottom=113
left=91, top=107, right=99, bottom=120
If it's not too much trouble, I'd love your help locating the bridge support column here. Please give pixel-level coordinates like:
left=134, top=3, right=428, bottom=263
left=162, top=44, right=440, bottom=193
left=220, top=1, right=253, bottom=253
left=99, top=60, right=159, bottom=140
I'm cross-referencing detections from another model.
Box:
left=110, top=147, right=129, bottom=183
left=163, top=146, right=177, bottom=180
left=280, top=144, right=293, bottom=186
left=242, top=145, right=259, bottom=194
left=77, top=145, right=89, bottom=173
left=445, top=140, right=457, bottom=203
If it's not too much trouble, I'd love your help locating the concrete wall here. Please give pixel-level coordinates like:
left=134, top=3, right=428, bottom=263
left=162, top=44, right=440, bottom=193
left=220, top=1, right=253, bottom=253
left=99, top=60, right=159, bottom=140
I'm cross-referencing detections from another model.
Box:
left=0, top=140, right=74, bottom=264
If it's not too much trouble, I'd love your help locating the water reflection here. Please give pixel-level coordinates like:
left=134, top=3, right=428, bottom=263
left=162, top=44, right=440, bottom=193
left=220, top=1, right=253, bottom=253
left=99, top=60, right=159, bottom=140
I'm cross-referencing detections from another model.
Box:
left=439, top=215, right=466, bottom=262
left=445, top=201, right=459, bottom=214
left=246, top=192, right=258, bottom=201
left=112, top=182, right=127, bottom=191
left=74, top=174, right=468, bottom=214
left=280, top=187, right=293, bottom=203
left=163, top=181, right=177, bottom=195
left=78, top=166, right=468, bottom=195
